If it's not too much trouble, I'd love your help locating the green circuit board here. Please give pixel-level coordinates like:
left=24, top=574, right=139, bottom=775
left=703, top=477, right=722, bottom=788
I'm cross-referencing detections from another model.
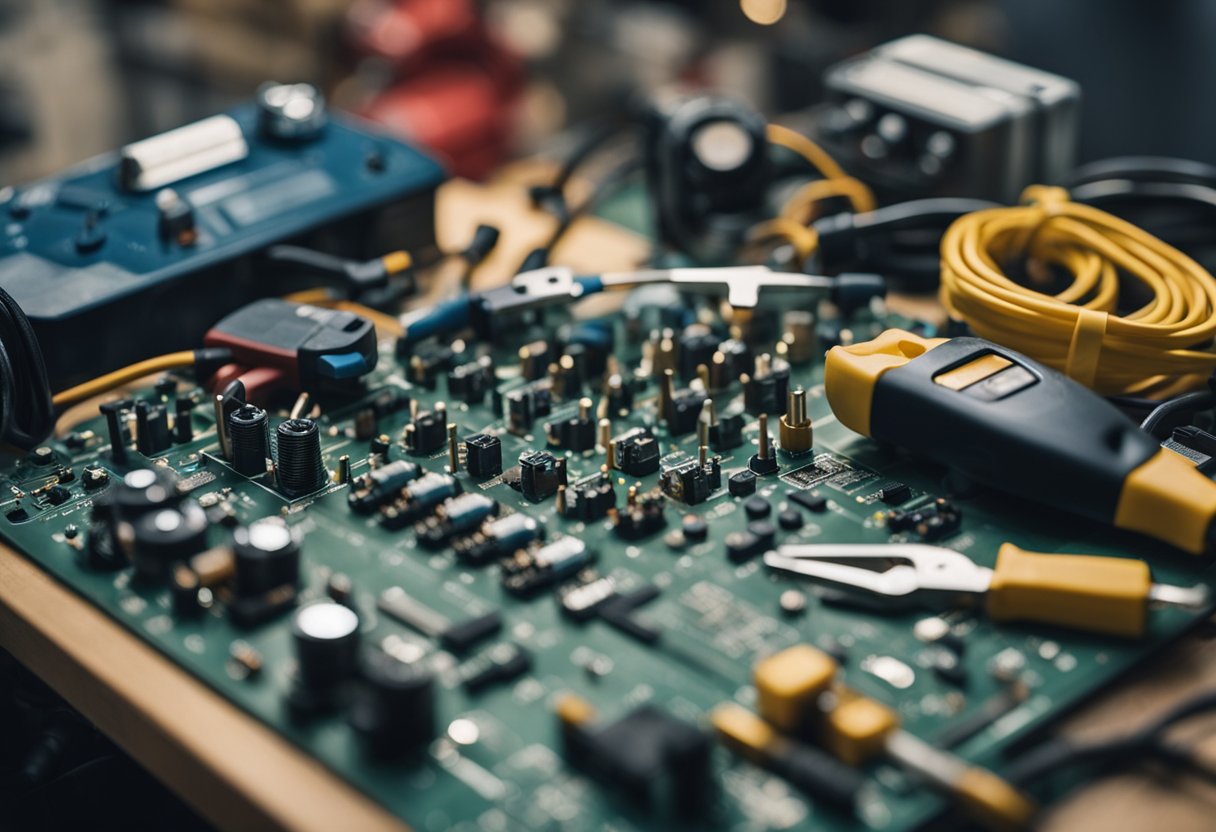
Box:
left=0, top=305, right=1213, bottom=832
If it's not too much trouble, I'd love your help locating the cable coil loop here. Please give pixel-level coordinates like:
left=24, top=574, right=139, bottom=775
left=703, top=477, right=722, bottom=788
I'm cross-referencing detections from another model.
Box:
left=940, top=187, right=1216, bottom=396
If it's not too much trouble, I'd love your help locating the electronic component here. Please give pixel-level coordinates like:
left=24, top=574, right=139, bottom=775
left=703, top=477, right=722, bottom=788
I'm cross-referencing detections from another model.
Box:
left=380, top=473, right=462, bottom=530
left=414, top=493, right=498, bottom=548
left=614, top=486, right=667, bottom=540
left=446, top=356, right=495, bottom=405
left=0, top=92, right=443, bottom=390
left=122, top=501, right=210, bottom=583
left=748, top=413, right=779, bottom=476
left=561, top=471, right=616, bottom=522
left=885, top=498, right=963, bottom=541
left=1163, top=425, right=1216, bottom=474
left=227, top=404, right=270, bottom=477
left=377, top=586, right=502, bottom=652
left=403, top=405, right=448, bottom=456
left=463, top=433, right=503, bottom=479
left=558, top=572, right=617, bottom=621
left=818, top=35, right=1079, bottom=201
left=778, top=387, right=813, bottom=455
left=728, top=470, right=757, bottom=498
left=504, top=380, right=553, bottom=435
left=557, top=695, right=713, bottom=818
left=232, top=519, right=300, bottom=598
left=453, top=513, right=545, bottom=566
left=289, top=601, right=361, bottom=712
left=878, top=481, right=912, bottom=505
left=612, top=427, right=660, bottom=477
left=501, top=536, right=593, bottom=596
left=348, top=460, right=421, bottom=514
left=659, top=454, right=721, bottom=505
left=826, top=329, right=1216, bottom=554
left=517, top=450, right=567, bottom=502
left=743, top=354, right=790, bottom=415
left=462, top=643, right=533, bottom=693
left=349, top=650, right=436, bottom=758
left=275, top=418, right=327, bottom=496
left=547, top=397, right=596, bottom=452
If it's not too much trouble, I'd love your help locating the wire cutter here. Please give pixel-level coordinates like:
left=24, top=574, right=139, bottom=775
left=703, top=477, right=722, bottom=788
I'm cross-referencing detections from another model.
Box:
left=763, top=542, right=1210, bottom=637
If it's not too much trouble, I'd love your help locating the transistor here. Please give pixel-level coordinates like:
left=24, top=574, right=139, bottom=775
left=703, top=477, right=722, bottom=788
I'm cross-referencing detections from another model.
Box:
left=614, top=487, right=667, bottom=540
left=558, top=572, right=617, bottom=621
left=377, top=586, right=502, bottom=653
left=501, top=536, right=593, bottom=596
left=561, top=471, right=617, bottom=522
left=463, top=433, right=503, bottom=479
left=462, top=643, right=532, bottom=693
left=503, top=380, right=553, bottom=435
left=659, top=455, right=722, bottom=505
left=453, top=513, right=545, bottom=566
left=547, top=397, right=596, bottom=452
left=379, top=473, right=462, bottom=530
left=414, top=493, right=498, bottom=548
left=405, top=342, right=455, bottom=390
left=403, top=405, right=448, bottom=455
left=743, top=354, right=791, bottom=415
left=878, top=481, right=912, bottom=505
left=612, top=428, right=660, bottom=477
left=348, top=460, right=421, bottom=514
left=517, top=450, right=567, bottom=502
left=446, top=356, right=495, bottom=405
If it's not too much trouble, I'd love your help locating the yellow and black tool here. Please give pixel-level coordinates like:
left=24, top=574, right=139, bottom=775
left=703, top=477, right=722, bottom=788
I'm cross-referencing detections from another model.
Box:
left=764, top=542, right=1209, bottom=638
left=824, top=329, right=1216, bottom=555
left=729, top=644, right=1037, bottom=831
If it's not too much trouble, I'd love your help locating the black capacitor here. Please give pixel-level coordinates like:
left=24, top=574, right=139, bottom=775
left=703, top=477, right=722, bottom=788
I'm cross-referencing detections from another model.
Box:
left=677, top=327, right=720, bottom=382
left=174, top=397, right=195, bottom=443
left=233, top=518, right=301, bottom=597
left=349, top=651, right=436, bottom=758
left=709, top=411, right=745, bottom=451
left=228, top=404, right=270, bottom=477
left=126, top=501, right=210, bottom=582
left=276, top=418, right=327, bottom=496
left=135, top=401, right=172, bottom=455
left=348, top=459, right=421, bottom=513
left=744, top=496, right=770, bottom=519
left=744, top=366, right=791, bottom=415
left=292, top=601, right=361, bottom=689
left=109, top=467, right=182, bottom=521
left=405, top=408, right=448, bottom=455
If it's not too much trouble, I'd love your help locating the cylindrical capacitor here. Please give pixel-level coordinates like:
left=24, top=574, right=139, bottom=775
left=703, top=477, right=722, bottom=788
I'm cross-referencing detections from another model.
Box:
left=232, top=518, right=301, bottom=597
left=125, top=501, right=210, bottom=582
left=228, top=404, right=270, bottom=477
left=276, top=418, right=327, bottom=496
left=105, top=467, right=182, bottom=524
left=292, top=601, right=361, bottom=689
left=348, top=651, right=436, bottom=759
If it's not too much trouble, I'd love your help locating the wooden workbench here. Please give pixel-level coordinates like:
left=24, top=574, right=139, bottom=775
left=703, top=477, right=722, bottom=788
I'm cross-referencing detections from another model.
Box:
left=2, top=172, right=1214, bottom=831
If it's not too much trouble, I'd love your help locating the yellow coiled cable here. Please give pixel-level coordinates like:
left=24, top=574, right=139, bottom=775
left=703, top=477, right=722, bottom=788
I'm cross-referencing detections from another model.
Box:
left=939, top=185, right=1216, bottom=396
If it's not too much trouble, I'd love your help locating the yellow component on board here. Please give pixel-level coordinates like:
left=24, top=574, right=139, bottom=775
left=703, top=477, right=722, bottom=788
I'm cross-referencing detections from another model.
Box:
left=710, top=704, right=780, bottom=763
left=822, top=693, right=899, bottom=766
left=753, top=644, right=838, bottom=733
left=955, top=767, right=1038, bottom=831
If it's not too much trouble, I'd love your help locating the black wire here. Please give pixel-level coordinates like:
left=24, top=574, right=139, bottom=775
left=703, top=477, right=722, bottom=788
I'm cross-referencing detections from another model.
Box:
left=1140, top=390, right=1216, bottom=437
left=1067, top=156, right=1216, bottom=189
left=1007, top=689, right=1216, bottom=787
left=0, top=286, right=53, bottom=449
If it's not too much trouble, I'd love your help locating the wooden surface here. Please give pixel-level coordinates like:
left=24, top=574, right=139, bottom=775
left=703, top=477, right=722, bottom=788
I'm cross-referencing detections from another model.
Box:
left=1, top=169, right=1214, bottom=831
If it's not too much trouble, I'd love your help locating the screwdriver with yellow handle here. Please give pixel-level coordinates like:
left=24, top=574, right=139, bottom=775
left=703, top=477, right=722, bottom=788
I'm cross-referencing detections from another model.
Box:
left=764, top=542, right=1209, bottom=637
left=825, top=329, right=1216, bottom=555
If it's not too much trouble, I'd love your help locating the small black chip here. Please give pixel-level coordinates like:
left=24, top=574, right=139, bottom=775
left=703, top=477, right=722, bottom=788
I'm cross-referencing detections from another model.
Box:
left=788, top=490, right=827, bottom=513
left=878, top=481, right=912, bottom=505
left=729, top=470, right=757, bottom=497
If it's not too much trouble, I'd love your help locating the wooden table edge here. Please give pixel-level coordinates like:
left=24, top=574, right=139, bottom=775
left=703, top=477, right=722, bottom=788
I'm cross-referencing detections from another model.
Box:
left=0, top=544, right=408, bottom=832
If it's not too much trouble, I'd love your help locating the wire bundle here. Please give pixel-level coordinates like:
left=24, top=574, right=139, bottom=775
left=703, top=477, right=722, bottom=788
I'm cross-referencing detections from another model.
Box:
left=940, top=185, right=1216, bottom=396
left=0, top=286, right=53, bottom=449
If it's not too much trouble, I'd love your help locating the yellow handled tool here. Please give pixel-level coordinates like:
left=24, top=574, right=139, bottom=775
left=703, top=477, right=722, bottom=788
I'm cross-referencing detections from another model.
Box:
left=764, top=542, right=1209, bottom=637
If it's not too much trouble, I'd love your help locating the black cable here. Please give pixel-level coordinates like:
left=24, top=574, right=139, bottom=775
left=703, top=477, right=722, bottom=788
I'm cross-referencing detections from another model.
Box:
left=1067, top=156, right=1216, bottom=189
left=1007, top=689, right=1216, bottom=788
left=519, top=155, right=646, bottom=273
left=0, top=286, right=53, bottom=449
left=1140, top=390, right=1216, bottom=437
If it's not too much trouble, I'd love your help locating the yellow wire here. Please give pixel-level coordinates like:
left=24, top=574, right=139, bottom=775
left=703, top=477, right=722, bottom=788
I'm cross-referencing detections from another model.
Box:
left=940, top=185, right=1216, bottom=395
left=52, top=351, right=196, bottom=409
left=780, top=177, right=877, bottom=223
left=282, top=290, right=404, bottom=337
left=766, top=123, right=876, bottom=214
left=746, top=218, right=820, bottom=265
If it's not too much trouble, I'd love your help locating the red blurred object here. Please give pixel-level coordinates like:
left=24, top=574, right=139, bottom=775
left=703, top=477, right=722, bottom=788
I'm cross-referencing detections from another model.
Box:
left=348, top=0, right=524, bottom=179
